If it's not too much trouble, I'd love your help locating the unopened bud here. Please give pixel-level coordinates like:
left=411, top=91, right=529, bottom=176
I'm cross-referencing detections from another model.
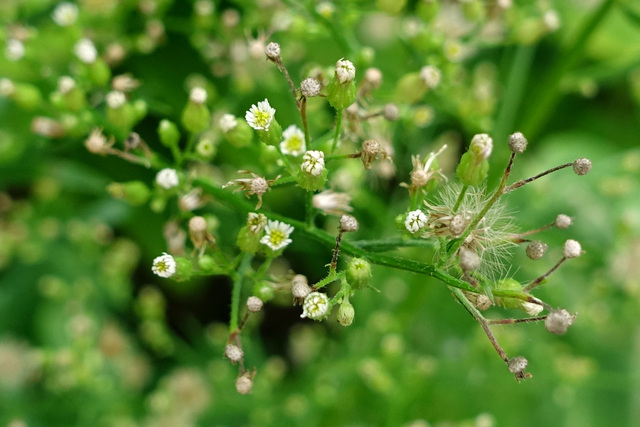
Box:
left=563, top=239, right=582, bottom=258
left=573, top=158, right=591, bottom=175
left=508, top=132, right=528, bottom=154
left=339, top=214, right=359, bottom=232
left=545, top=309, right=575, bottom=334
left=555, top=214, right=572, bottom=229
left=337, top=300, right=355, bottom=326
left=158, top=119, right=180, bottom=148
left=526, top=241, right=547, bottom=260
left=470, top=133, right=493, bottom=161
left=363, top=67, right=383, bottom=88
left=246, top=296, right=263, bottom=313
left=224, top=344, right=244, bottom=363
left=189, top=216, right=208, bottom=248
left=346, top=258, right=372, bottom=289
left=291, top=274, right=311, bottom=305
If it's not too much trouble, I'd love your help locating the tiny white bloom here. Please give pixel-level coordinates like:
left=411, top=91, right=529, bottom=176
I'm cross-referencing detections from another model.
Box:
left=156, top=168, right=179, bottom=189
left=52, top=2, right=79, bottom=26
left=405, top=209, right=428, bottom=233
left=280, top=125, right=306, bottom=156
left=420, top=65, right=441, bottom=89
left=245, top=98, right=275, bottom=131
left=335, top=58, right=356, bottom=84
left=301, top=291, right=330, bottom=320
left=470, top=133, right=493, bottom=160
left=74, top=38, right=97, bottom=64
left=106, top=90, right=126, bottom=109
left=300, top=150, right=325, bottom=177
left=190, top=87, right=207, bottom=104
left=58, top=76, right=76, bottom=94
left=219, top=114, right=238, bottom=133
left=152, top=252, right=177, bottom=278
left=260, top=220, right=294, bottom=251
left=6, top=39, right=25, bottom=61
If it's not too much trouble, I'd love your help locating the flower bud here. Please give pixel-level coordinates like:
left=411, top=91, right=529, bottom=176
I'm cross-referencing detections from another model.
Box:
left=469, top=133, right=493, bottom=161
left=395, top=72, right=427, bottom=104
left=224, top=119, right=254, bottom=148
left=107, top=181, right=150, bottom=206
left=246, top=296, right=264, bottom=313
left=291, top=274, right=311, bottom=305
left=563, top=239, right=582, bottom=258
left=11, top=83, right=43, bottom=110
left=495, top=278, right=524, bottom=309
left=158, top=119, right=180, bottom=148
left=419, top=65, right=441, bottom=89
left=172, top=257, right=194, bottom=281
left=526, top=241, right=547, bottom=260
left=181, top=89, right=211, bottom=134
left=405, top=209, right=427, bottom=234
left=87, top=58, right=112, bottom=87
left=573, top=158, right=591, bottom=175
left=297, top=150, right=327, bottom=191
left=346, top=258, right=372, bottom=289
left=459, top=246, right=480, bottom=272
left=196, top=138, right=216, bottom=160
left=155, top=168, right=179, bottom=190
left=301, top=291, right=331, bottom=320
left=337, top=299, right=355, bottom=326
left=339, top=214, right=359, bottom=232
left=508, top=132, right=528, bottom=154
left=456, top=152, right=489, bottom=186
left=327, top=59, right=357, bottom=110
left=555, top=214, right=572, bottom=229
left=383, top=103, right=399, bottom=121
left=545, top=309, right=575, bottom=334
left=224, top=344, right=244, bottom=364
left=253, top=282, right=275, bottom=302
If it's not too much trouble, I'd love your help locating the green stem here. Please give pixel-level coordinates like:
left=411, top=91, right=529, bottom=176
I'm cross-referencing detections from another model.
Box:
left=522, top=0, right=616, bottom=139
left=276, top=145, right=296, bottom=176
left=301, top=97, right=311, bottom=146
left=352, top=238, right=437, bottom=252
left=305, top=190, right=314, bottom=227
left=452, top=184, right=469, bottom=213
left=230, top=253, right=253, bottom=333
left=331, top=109, right=343, bottom=154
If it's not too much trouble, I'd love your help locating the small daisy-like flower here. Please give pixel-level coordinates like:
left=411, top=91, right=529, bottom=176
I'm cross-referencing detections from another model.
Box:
left=6, top=39, right=25, bottom=61
left=335, top=58, right=356, bottom=84
left=280, top=125, right=305, bottom=156
left=52, top=2, right=79, bottom=26
left=245, top=99, right=275, bottom=131
left=300, top=150, right=325, bottom=176
left=219, top=114, right=237, bottom=133
left=420, top=65, right=441, bottom=89
left=74, top=38, right=97, bottom=64
left=301, top=292, right=330, bottom=320
left=312, top=190, right=353, bottom=216
left=156, top=168, right=179, bottom=189
left=405, top=209, right=428, bottom=233
left=260, top=220, right=294, bottom=251
left=247, top=212, right=267, bottom=234
left=106, top=90, right=126, bottom=109
left=152, top=252, right=177, bottom=278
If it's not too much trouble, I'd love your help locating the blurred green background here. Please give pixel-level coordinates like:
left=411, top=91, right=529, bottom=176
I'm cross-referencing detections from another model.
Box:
left=1, top=0, right=640, bottom=426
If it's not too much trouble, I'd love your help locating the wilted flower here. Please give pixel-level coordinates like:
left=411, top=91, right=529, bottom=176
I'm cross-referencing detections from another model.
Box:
left=223, top=171, right=280, bottom=209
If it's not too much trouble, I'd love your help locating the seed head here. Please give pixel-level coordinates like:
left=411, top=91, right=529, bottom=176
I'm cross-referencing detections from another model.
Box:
left=507, top=356, right=528, bottom=374
left=246, top=296, right=263, bottom=313
left=508, top=132, right=528, bottom=154
left=339, top=214, right=359, bottom=232
left=563, top=239, right=582, bottom=258
left=264, top=42, right=281, bottom=61
left=224, top=344, right=244, bottom=364
left=459, top=246, right=481, bottom=272
left=573, top=158, right=592, bottom=175
left=545, top=309, right=575, bottom=334
left=555, top=214, right=572, bottom=229
left=235, top=372, right=253, bottom=394
left=291, top=274, right=311, bottom=305
left=250, top=176, right=268, bottom=196
left=363, top=67, right=383, bottom=88
left=383, top=103, right=400, bottom=121
left=526, top=241, right=547, bottom=260
left=449, top=214, right=466, bottom=237
left=300, top=77, right=321, bottom=97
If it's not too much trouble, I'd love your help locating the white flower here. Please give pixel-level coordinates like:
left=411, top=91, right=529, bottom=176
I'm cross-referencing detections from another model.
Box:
left=58, top=76, right=76, bottom=94
left=106, top=90, right=126, bottom=109
left=52, top=2, right=79, bottom=26
left=152, top=252, right=177, bottom=278
left=301, top=292, right=330, bottom=320
left=245, top=99, right=275, bottom=131
left=300, top=150, right=325, bottom=176
left=219, top=114, right=237, bottom=133
left=6, top=39, right=25, bottom=61
left=420, top=65, right=441, bottom=89
left=247, top=212, right=267, bottom=234
left=335, top=58, right=356, bottom=84
left=405, top=209, right=428, bottom=233
left=156, top=168, right=179, bottom=189
left=190, top=87, right=207, bottom=104
left=280, top=125, right=305, bottom=156
left=312, top=190, right=352, bottom=216
left=74, top=38, right=97, bottom=64
left=260, top=220, right=294, bottom=251
left=470, top=133, right=493, bottom=160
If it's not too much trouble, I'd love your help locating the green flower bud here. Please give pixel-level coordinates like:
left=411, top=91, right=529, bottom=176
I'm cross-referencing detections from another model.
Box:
left=297, top=167, right=328, bottom=191
left=395, top=72, right=427, bottom=104
left=158, top=119, right=181, bottom=148
left=346, top=258, right=372, bottom=289
left=256, top=119, right=282, bottom=146
left=181, top=102, right=210, bottom=134
left=494, top=278, right=523, bottom=309
left=197, top=255, right=218, bottom=272
left=337, top=299, right=355, bottom=326
left=236, top=225, right=262, bottom=254
left=12, top=83, right=42, bottom=110
left=87, top=58, right=111, bottom=87
left=107, top=181, right=150, bottom=206
left=172, top=257, right=193, bottom=281
left=327, top=59, right=357, bottom=110
left=106, top=91, right=135, bottom=130
left=253, top=282, right=275, bottom=302
left=224, top=119, right=253, bottom=148
left=456, top=152, right=489, bottom=186
left=416, top=0, right=440, bottom=22
left=132, top=99, right=148, bottom=123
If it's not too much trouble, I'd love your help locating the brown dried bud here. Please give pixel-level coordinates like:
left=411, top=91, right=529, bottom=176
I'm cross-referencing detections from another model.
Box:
left=339, top=214, right=359, bottom=232
left=526, top=241, right=547, bottom=260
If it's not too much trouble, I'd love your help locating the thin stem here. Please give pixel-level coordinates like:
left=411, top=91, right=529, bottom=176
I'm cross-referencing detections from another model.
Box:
left=331, top=230, right=344, bottom=272
left=273, top=58, right=300, bottom=109
left=229, top=253, right=253, bottom=333
left=331, top=109, right=343, bottom=154
left=305, top=191, right=314, bottom=227
left=509, top=222, right=554, bottom=239
left=313, top=270, right=343, bottom=291
left=275, top=144, right=296, bottom=176
left=523, top=257, right=567, bottom=292
left=504, top=163, right=572, bottom=193
left=452, top=184, right=469, bottom=213
left=488, top=315, right=547, bottom=325
left=301, top=97, right=310, bottom=145
left=352, top=238, right=437, bottom=252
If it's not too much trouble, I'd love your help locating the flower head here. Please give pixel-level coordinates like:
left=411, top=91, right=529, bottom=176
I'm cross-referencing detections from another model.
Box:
left=6, top=39, right=25, bottom=61
left=189, top=87, right=207, bottom=104
left=245, top=99, right=275, bottom=131
left=260, top=220, right=294, bottom=251
left=247, top=212, right=267, bottom=234
left=280, top=125, right=306, bottom=156
left=106, top=90, right=126, bottom=109
left=74, top=38, right=97, bottom=64
left=156, top=168, right=179, bottom=189
left=300, top=77, right=321, bottom=98
left=405, top=209, right=428, bottom=233
left=300, top=150, right=325, bottom=176
left=219, top=114, right=237, bottom=133
left=420, top=65, right=441, bottom=89
left=152, top=252, right=177, bottom=278
left=52, top=2, right=79, bottom=26
left=335, top=58, right=356, bottom=84
left=301, top=292, right=330, bottom=320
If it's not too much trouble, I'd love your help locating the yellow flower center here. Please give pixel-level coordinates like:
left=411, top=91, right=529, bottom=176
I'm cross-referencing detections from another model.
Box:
left=285, top=135, right=302, bottom=152
left=269, top=230, right=285, bottom=246
left=156, top=261, right=168, bottom=272
left=254, top=110, right=271, bottom=127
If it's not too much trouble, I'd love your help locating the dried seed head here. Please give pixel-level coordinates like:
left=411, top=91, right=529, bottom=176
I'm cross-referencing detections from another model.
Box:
left=250, top=177, right=269, bottom=196
left=224, top=344, right=244, bottom=364
left=449, top=214, right=467, bottom=237
left=291, top=274, right=311, bottom=305
left=475, top=294, right=492, bottom=310
left=235, top=372, right=253, bottom=394
left=410, top=169, right=430, bottom=188
left=526, top=241, right=547, bottom=260
left=459, top=246, right=481, bottom=272
left=555, top=214, right=572, bottom=229
left=124, top=132, right=142, bottom=150
left=85, top=128, right=112, bottom=155
left=300, top=77, right=321, bottom=97
left=361, top=139, right=380, bottom=170
left=508, top=132, right=528, bottom=154
left=339, top=214, right=359, bottom=232
left=264, top=42, right=281, bottom=61
left=383, top=103, right=399, bottom=121
left=246, top=296, right=263, bottom=313
left=507, top=356, right=528, bottom=374
left=563, top=239, right=582, bottom=258
left=573, top=158, right=592, bottom=175
left=545, top=309, right=575, bottom=334
left=189, top=216, right=207, bottom=233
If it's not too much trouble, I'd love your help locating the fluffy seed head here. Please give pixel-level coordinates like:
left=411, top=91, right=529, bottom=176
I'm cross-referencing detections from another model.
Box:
left=339, top=214, right=359, bottom=232
left=526, top=241, right=547, bottom=260
left=264, top=42, right=281, bottom=61
left=545, top=309, right=575, bottom=334
left=235, top=373, right=253, bottom=394
left=300, top=77, right=321, bottom=97
left=507, top=356, right=528, bottom=374
left=508, top=132, right=528, bottom=154
left=449, top=214, right=466, bottom=236
left=573, top=158, right=592, bottom=175
left=246, top=296, right=263, bottom=313
left=563, top=239, right=582, bottom=258
left=459, top=246, right=481, bottom=272
left=555, top=214, right=572, bottom=229
left=383, top=103, right=399, bottom=121
left=224, top=344, right=244, bottom=363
